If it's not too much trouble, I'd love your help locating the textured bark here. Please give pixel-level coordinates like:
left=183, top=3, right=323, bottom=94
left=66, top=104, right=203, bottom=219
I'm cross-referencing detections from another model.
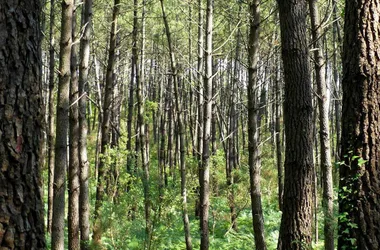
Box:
left=0, top=1, right=45, bottom=249
left=78, top=0, right=92, bottom=248
left=277, top=0, right=314, bottom=249
left=68, top=2, right=80, bottom=249
left=308, top=0, right=334, bottom=249
left=93, top=0, right=120, bottom=244
left=47, top=0, right=56, bottom=235
left=339, top=1, right=380, bottom=249
left=52, top=1, right=73, bottom=249
left=247, top=1, right=266, bottom=249
left=160, top=1, right=193, bottom=248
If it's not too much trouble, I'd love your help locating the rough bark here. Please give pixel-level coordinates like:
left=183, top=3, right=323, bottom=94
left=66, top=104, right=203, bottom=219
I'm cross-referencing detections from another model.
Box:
left=247, top=1, right=266, bottom=249
left=68, top=2, right=80, bottom=249
left=52, top=0, right=73, bottom=249
left=339, top=1, right=380, bottom=249
left=0, top=0, right=46, bottom=248
left=308, top=0, right=334, bottom=249
left=277, top=0, right=314, bottom=249
left=78, top=0, right=92, bottom=248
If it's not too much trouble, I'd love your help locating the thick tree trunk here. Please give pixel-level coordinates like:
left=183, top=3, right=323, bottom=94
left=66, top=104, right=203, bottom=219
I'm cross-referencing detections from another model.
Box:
left=0, top=1, right=46, bottom=248
left=52, top=1, right=73, bottom=249
left=93, top=0, right=120, bottom=244
left=247, top=1, right=266, bottom=249
left=78, top=0, right=92, bottom=248
left=339, top=1, right=380, bottom=249
left=277, top=0, right=315, bottom=249
left=47, top=0, right=56, bottom=235
left=308, top=1, right=334, bottom=249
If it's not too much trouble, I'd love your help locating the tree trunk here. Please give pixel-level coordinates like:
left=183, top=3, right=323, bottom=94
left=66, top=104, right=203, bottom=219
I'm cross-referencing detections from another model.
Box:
left=93, top=0, right=120, bottom=245
left=0, top=1, right=46, bottom=248
left=200, top=0, right=213, bottom=249
left=339, top=1, right=380, bottom=249
left=308, top=0, right=334, bottom=249
left=195, top=0, right=204, bottom=219
left=47, top=0, right=56, bottom=235
left=160, top=1, right=193, bottom=248
left=52, top=1, right=73, bottom=249
left=68, top=2, right=80, bottom=249
left=277, top=0, right=314, bottom=248
left=78, top=0, right=92, bottom=248
left=247, top=1, right=266, bottom=249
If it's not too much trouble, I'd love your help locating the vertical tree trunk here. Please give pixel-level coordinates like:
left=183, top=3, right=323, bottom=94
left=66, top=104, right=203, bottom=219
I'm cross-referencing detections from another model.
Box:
left=195, top=0, right=204, bottom=218
left=52, top=1, right=73, bottom=249
left=68, top=2, right=80, bottom=248
left=78, top=0, right=92, bottom=248
left=277, top=0, right=315, bottom=248
left=339, top=1, right=380, bottom=249
left=0, top=0, right=46, bottom=248
left=47, top=0, right=56, bottom=235
left=308, top=0, right=334, bottom=249
left=274, top=51, right=283, bottom=211
left=126, top=0, right=138, bottom=192
left=200, top=0, right=213, bottom=249
left=247, top=1, right=266, bottom=249
left=93, top=0, right=120, bottom=245
left=160, top=1, right=193, bottom=248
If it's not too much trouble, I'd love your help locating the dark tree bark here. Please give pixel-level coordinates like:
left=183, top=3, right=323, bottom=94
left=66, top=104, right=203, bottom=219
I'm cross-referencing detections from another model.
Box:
left=93, top=0, right=120, bottom=245
left=68, top=2, right=80, bottom=249
left=78, top=0, right=92, bottom=248
left=47, top=0, right=56, bottom=235
left=247, top=1, right=266, bottom=249
left=0, top=1, right=45, bottom=248
left=52, top=1, right=73, bottom=249
left=195, top=0, right=204, bottom=219
left=277, top=0, right=315, bottom=249
left=339, top=1, right=380, bottom=249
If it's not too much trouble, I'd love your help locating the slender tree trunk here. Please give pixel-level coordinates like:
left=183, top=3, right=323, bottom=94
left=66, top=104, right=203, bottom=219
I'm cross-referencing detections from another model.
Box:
left=47, top=0, right=56, bottom=235
left=68, top=2, right=80, bottom=248
left=160, top=1, right=193, bottom=248
left=78, top=0, right=92, bottom=248
left=247, top=1, right=266, bottom=249
left=52, top=1, right=73, bottom=249
left=274, top=51, right=283, bottom=211
left=308, top=0, right=334, bottom=249
left=0, top=0, right=46, bottom=248
left=126, top=0, right=138, bottom=192
left=200, top=0, right=213, bottom=249
left=339, top=1, right=380, bottom=249
left=93, top=0, right=120, bottom=244
left=195, top=0, right=204, bottom=218
left=135, top=0, right=151, bottom=247
left=277, top=0, right=315, bottom=248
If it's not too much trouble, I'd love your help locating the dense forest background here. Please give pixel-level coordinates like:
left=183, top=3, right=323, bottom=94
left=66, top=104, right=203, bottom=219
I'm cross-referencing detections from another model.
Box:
left=2, top=0, right=380, bottom=249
